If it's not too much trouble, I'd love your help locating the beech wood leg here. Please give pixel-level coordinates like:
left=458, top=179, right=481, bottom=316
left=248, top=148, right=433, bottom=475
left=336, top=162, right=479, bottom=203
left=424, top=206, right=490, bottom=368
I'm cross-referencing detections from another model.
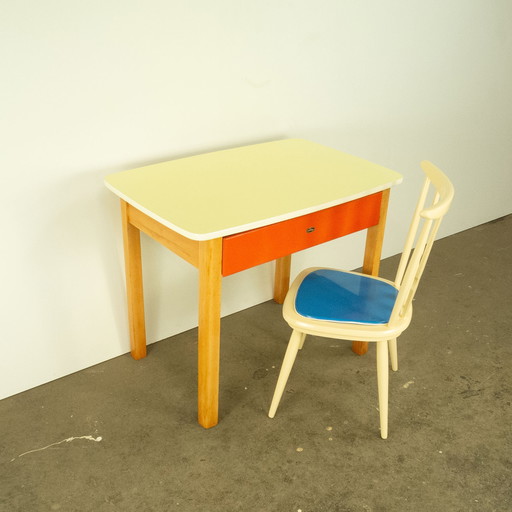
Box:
left=352, top=189, right=390, bottom=355
left=274, top=254, right=291, bottom=304
left=197, top=238, right=223, bottom=428
left=121, top=200, right=147, bottom=360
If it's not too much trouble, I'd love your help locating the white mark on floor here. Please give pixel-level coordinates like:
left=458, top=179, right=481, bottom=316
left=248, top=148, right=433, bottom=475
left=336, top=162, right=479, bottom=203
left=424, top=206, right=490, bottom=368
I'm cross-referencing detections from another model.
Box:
left=326, top=426, right=333, bottom=431
left=11, top=435, right=102, bottom=462
left=403, top=381, right=415, bottom=389
left=296, top=447, right=304, bottom=452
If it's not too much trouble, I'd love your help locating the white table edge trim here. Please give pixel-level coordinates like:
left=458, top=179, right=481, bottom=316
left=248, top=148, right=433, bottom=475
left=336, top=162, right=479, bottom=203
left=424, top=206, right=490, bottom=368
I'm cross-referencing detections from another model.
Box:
left=105, top=177, right=403, bottom=241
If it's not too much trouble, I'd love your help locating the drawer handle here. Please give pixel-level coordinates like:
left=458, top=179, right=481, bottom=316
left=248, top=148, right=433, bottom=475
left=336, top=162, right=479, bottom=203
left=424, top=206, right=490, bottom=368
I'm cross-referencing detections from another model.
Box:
left=306, top=227, right=316, bottom=233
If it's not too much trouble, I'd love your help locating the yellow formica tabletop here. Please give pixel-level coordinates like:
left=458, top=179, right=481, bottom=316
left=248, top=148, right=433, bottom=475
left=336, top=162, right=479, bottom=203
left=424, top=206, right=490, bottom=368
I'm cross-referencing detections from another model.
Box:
left=105, top=138, right=402, bottom=428
left=105, top=139, right=402, bottom=240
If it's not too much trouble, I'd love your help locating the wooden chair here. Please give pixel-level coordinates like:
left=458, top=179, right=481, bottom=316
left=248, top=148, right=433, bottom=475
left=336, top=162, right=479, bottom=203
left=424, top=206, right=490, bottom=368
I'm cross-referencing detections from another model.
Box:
left=268, top=161, right=454, bottom=438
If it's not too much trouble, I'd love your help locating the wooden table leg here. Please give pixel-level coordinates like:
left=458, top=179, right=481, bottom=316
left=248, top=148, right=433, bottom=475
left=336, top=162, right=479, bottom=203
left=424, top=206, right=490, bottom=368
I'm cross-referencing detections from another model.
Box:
left=121, top=200, right=147, bottom=360
left=352, top=189, right=390, bottom=355
left=273, top=254, right=291, bottom=304
left=197, top=238, right=223, bottom=428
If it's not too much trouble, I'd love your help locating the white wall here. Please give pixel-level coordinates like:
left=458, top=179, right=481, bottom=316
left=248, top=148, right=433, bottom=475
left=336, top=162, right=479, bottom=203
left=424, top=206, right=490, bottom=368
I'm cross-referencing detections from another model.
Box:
left=1, top=0, right=511, bottom=400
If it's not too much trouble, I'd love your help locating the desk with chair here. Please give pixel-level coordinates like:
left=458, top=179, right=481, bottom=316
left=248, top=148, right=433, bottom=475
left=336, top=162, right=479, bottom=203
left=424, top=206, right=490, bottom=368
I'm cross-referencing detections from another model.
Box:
left=104, top=138, right=403, bottom=428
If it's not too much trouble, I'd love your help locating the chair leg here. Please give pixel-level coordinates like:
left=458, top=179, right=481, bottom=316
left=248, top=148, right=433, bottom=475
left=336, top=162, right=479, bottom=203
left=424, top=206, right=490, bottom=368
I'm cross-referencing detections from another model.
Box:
left=388, top=338, right=398, bottom=371
left=376, top=340, right=389, bottom=439
left=298, top=332, right=306, bottom=350
left=269, top=330, right=303, bottom=418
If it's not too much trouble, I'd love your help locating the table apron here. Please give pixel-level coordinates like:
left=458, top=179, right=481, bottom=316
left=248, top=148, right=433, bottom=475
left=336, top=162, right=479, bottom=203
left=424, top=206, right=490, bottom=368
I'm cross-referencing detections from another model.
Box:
left=127, top=203, right=200, bottom=267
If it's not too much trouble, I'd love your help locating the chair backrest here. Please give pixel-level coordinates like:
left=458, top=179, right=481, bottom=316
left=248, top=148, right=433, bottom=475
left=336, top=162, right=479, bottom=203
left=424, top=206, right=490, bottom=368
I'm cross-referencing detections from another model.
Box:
left=388, top=161, right=454, bottom=327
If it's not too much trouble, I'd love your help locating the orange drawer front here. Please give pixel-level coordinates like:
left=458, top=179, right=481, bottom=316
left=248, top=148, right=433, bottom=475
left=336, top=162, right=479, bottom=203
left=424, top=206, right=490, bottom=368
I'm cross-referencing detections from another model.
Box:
left=222, top=191, right=382, bottom=276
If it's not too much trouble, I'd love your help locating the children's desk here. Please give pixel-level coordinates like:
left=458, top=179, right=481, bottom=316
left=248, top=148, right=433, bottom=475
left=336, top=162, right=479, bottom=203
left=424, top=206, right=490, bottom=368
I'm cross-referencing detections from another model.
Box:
left=105, top=139, right=403, bottom=428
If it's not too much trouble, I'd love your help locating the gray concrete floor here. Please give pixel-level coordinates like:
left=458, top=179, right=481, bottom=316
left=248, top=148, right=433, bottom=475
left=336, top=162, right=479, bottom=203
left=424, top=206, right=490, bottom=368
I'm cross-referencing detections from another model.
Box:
left=1, top=215, right=511, bottom=512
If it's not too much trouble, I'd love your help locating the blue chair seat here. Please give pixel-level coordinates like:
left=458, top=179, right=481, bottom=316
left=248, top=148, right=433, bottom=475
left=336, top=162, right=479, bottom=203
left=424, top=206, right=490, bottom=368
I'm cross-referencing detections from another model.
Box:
left=295, top=269, right=398, bottom=325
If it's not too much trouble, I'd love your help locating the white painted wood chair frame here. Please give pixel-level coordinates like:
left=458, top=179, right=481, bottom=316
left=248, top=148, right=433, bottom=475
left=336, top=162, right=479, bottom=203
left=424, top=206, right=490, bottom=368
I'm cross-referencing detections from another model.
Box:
left=268, top=161, right=454, bottom=439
